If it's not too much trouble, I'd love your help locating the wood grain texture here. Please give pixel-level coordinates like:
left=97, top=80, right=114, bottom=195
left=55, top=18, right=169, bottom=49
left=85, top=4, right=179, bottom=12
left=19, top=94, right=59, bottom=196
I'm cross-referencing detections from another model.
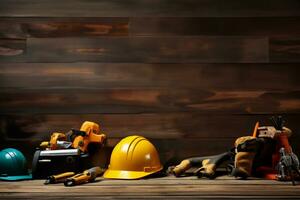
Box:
left=0, top=39, right=26, bottom=56
left=131, top=17, right=300, bottom=36
left=0, top=89, right=300, bottom=114
left=0, top=63, right=299, bottom=90
left=2, top=114, right=300, bottom=140
left=1, top=17, right=299, bottom=39
left=270, top=36, right=300, bottom=63
left=0, top=37, right=268, bottom=63
left=0, top=18, right=129, bottom=39
left=0, top=0, right=300, bottom=17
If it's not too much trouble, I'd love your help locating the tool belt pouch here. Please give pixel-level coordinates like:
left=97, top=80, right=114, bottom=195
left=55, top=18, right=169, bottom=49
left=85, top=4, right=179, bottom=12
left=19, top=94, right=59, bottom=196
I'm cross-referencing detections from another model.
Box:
left=232, top=136, right=260, bottom=178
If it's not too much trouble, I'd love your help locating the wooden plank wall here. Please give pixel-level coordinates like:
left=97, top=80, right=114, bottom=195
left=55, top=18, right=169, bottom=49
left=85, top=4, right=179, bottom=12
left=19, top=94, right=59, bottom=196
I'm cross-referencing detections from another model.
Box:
left=0, top=0, right=300, bottom=167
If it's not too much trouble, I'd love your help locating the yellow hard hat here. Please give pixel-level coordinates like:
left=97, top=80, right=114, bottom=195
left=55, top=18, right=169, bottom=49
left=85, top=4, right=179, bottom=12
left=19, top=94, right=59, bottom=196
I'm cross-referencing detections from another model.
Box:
left=104, top=135, right=163, bottom=179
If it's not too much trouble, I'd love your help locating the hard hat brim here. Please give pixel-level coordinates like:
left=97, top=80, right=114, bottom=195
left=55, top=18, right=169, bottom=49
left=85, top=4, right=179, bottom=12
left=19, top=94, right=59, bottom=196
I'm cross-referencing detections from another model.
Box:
left=104, top=167, right=162, bottom=180
left=0, top=174, right=32, bottom=181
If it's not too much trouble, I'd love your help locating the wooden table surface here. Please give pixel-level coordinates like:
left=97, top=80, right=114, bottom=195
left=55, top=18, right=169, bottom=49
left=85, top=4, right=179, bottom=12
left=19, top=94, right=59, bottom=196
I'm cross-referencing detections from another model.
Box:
left=0, top=176, right=299, bottom=199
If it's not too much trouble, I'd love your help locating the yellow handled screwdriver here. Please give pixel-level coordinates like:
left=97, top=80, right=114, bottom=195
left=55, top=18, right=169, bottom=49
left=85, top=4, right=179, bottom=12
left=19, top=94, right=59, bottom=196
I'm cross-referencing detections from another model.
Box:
left=44, top=172, right=75, bottom=184
left=64, top=167, right=104, bottom=186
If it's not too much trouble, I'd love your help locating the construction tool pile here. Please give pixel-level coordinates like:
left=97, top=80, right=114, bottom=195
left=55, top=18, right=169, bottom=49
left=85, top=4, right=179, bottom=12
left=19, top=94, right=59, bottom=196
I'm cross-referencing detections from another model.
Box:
left=0, top=116, right=299, bottom=186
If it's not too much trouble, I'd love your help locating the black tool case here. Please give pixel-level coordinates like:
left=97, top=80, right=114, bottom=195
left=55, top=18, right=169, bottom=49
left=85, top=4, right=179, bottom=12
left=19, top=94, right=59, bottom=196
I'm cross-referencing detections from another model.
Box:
left=32, top=149, right=90, bottom=179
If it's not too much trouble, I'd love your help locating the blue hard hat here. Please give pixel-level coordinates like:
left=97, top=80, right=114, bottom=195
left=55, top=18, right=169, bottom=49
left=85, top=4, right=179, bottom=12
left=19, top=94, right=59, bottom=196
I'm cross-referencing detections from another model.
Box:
left=0, top=148, right=32, bottom=181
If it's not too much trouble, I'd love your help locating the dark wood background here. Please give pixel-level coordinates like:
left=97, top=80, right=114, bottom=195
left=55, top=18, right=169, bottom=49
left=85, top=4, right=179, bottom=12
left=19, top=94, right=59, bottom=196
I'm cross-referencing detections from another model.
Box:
left=0, top=0, right=300, bottom=167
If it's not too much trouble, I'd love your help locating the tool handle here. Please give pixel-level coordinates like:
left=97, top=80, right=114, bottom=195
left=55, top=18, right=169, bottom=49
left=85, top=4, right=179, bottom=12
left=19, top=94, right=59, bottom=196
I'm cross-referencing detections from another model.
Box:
left=44, top=172, right=75, bottom=184
left=172, top=160, right=191, bottom=176
left=64, top=172, right=89, bottom=186
left=88, top=167, right=104, bottom=179
left=54, top=172, right=76, bottom=180
left=64, top=167, right=104, bottom=186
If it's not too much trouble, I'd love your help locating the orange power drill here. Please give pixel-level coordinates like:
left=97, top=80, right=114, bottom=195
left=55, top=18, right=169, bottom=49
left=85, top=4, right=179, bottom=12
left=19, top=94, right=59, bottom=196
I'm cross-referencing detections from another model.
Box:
left=67, top=121, right=106, bottom=153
